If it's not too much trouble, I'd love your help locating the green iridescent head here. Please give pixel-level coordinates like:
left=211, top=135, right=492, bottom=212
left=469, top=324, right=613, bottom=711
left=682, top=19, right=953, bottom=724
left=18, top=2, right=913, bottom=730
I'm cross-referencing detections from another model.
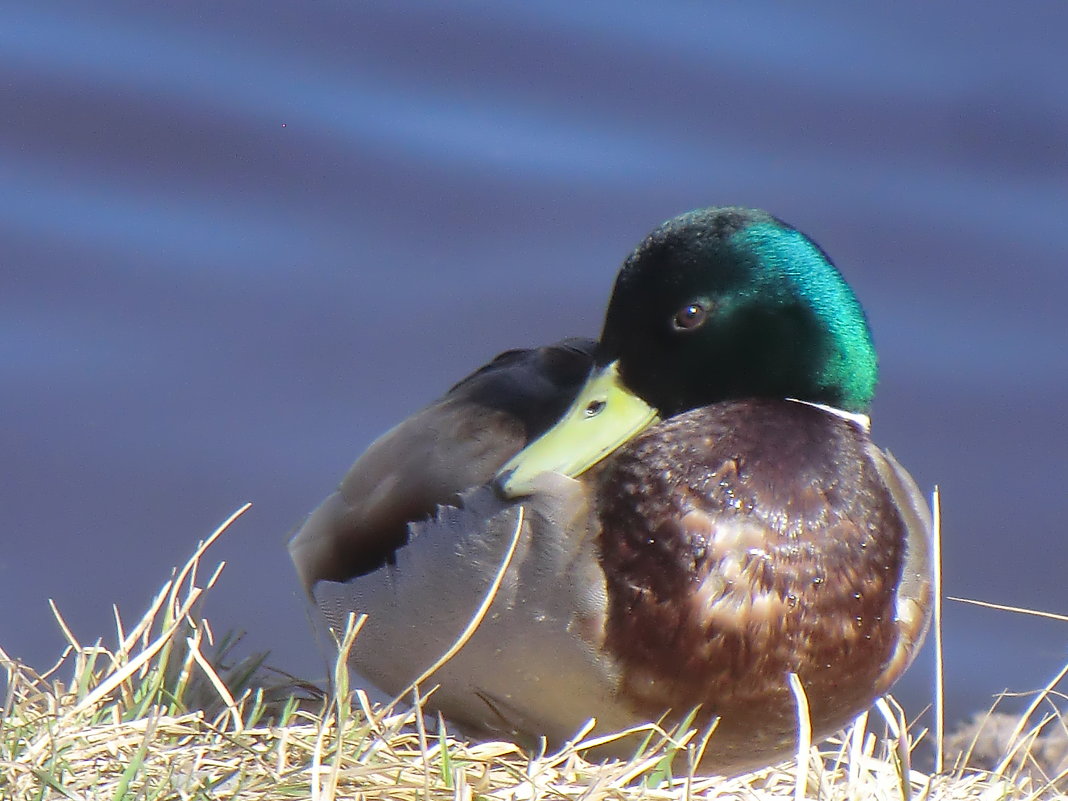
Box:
left=602, top=206, right=877, bottom=416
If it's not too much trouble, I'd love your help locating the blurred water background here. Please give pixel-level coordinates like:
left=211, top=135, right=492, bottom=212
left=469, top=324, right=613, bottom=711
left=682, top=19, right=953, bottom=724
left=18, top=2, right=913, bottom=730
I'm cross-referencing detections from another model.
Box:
left=3, top=1, right=1067, bottom=734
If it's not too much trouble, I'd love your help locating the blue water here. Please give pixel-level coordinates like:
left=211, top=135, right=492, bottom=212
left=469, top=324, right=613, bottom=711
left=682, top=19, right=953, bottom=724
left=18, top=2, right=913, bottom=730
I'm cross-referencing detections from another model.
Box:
left=3, top=1, right=1067, bottom=731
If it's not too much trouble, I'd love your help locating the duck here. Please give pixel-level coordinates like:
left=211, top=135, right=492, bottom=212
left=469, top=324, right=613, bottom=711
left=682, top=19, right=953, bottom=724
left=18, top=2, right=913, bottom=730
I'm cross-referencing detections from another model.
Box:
left=289, top=206, right=933, bottom=776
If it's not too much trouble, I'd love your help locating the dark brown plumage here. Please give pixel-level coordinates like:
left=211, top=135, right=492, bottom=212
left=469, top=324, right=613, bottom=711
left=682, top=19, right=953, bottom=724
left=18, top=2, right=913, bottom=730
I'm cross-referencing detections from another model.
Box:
left=289, top=338, right=595, bottom=590
left=593, top=398, right=923, bottom=771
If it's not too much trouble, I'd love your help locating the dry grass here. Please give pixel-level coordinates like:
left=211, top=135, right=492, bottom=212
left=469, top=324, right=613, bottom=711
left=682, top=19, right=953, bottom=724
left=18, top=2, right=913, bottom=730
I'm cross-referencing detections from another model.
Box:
left=2, top=504, right=1066, bottom=800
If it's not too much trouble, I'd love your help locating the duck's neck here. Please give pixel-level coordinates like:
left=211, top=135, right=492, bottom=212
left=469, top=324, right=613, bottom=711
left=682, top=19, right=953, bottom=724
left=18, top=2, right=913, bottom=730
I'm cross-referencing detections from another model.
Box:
left=787, top=398, right=871, bottom=431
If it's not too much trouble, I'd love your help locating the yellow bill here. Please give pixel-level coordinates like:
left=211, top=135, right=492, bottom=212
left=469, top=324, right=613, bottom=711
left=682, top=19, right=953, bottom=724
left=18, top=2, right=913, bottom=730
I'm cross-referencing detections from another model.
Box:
left=496, top=360, right=660, bottom=497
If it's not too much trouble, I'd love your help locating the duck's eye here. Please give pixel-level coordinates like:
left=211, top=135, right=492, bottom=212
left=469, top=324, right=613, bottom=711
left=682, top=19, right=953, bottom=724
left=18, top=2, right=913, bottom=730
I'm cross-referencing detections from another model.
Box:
left=585, top=399, right=606, bottom=417
left=672, top=302, right=708, bottom=331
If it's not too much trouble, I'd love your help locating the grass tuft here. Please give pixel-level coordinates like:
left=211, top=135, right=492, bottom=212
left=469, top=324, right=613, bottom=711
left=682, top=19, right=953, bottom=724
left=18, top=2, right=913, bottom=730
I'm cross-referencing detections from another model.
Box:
left=2, top=502, right=1065, bottom=800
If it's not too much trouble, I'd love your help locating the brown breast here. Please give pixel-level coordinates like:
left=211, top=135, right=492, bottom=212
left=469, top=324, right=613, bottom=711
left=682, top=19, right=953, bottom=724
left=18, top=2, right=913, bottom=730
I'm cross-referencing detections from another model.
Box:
left=594, top=398, right=908, bottom=773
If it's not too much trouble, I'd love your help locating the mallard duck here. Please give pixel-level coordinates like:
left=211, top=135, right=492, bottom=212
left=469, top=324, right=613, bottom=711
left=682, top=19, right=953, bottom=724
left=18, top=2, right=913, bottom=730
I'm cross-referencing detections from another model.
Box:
left=289, top=207, right=933, bottom=776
